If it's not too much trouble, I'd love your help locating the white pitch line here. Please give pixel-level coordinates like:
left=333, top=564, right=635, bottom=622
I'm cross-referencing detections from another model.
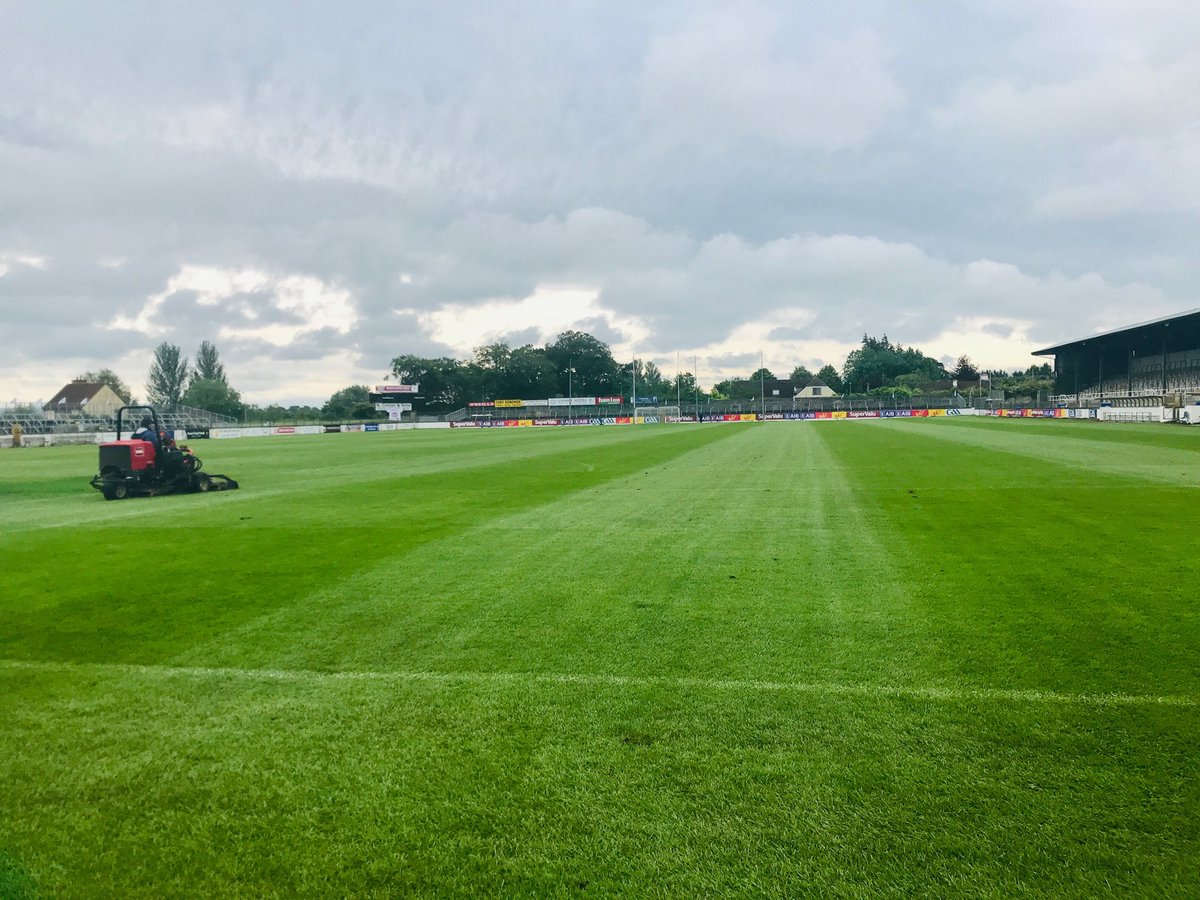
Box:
left=2, top=658, right=1197, bottom=709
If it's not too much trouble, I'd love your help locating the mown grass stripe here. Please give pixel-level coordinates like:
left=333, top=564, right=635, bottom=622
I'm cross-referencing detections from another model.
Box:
left=5, top=658, right=1195, bottom=708
left=893, top=418, right=1200, bottom=486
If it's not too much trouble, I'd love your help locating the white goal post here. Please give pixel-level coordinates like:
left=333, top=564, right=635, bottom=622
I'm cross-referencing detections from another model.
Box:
left=633, top=408, right=681, bottom=424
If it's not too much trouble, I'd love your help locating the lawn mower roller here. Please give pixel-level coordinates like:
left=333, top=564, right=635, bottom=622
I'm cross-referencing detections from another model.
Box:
left=90, top=405, right=239, bottom=500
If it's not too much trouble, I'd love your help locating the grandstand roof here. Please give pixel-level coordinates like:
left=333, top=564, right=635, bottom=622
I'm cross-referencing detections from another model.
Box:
left=1033, top=307, right=1200, bottom=356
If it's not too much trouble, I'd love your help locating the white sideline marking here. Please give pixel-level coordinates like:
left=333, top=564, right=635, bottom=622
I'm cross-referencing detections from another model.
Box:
left=2, top=659, right=1196, bottom=708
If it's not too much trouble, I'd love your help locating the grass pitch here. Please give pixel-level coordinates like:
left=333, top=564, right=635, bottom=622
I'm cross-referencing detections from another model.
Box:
left=2, top=419, right=1199, bottom=897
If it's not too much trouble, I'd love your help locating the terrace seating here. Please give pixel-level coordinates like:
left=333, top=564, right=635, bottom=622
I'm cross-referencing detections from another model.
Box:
left=0, top=403, right=237, bottom=436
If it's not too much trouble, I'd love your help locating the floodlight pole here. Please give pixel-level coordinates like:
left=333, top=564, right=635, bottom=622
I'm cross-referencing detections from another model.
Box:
left=632, top=358, right=637, bottom=425
left=568, top=360, right=574, bottom=425
left=760, top=349, right=766, bottom=419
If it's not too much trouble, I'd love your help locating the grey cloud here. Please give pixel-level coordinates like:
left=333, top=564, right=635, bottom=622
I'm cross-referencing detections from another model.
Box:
left=573, top=318, right=627, bottom=348
left=707, top=352, right=759, bottom=371
left=238, top=328, right=350, bottom=362
left=497, top=327, right=542, bottom=347
left=983, top=322, right=1015, bottom=339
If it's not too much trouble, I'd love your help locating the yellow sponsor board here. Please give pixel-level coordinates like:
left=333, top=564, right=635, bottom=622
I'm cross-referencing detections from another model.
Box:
left=831, top=411, right=847, bottom=419
left=927, top=408, right=947, bottom=416
left=495, top=399, right=523, bottom=408
left=740, top=414, right=757, bottom=421
left=518, top=419, right=533, bottom=427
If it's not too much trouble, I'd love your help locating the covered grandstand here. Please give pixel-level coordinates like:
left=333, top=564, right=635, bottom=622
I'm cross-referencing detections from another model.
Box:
left=1034, top=308, right=1200, bottom=406
left=1, top=403, right=238, bottom=442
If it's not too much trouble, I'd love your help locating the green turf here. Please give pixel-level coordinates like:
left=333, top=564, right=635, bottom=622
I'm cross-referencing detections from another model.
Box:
left=2, top=420, right=1198, bottom=897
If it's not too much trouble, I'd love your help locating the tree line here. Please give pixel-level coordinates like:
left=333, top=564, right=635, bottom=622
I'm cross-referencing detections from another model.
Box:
left=78, top=341, right=247, bottom=419
left=386, top=330, right=703, bottom=412
left=77, top=329, right=1054, bottom=422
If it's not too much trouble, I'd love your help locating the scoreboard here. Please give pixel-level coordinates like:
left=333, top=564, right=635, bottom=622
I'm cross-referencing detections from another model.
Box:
left=369, top=384, right=418, bottom=404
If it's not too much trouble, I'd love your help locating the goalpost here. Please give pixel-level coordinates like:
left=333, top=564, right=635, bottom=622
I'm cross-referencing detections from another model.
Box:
left=633, top=408, right=681, bottom=424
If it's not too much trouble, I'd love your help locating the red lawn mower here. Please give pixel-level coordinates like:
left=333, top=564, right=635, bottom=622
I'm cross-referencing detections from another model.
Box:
left=90, top=405, right=239, bottom=500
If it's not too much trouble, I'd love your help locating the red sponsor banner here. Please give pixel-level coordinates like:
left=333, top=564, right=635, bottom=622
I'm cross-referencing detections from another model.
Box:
left=847, top=411, right=879, bottom=419
left=911, top=409, right=930, bottom=417
left=275, top=426, right=296, bottom=434
left=450, top=421, right=479, bottom=428
left=615, top=416, right=632, bottom=424
left=596, top=396, right=623, bottom=404
left=502, top=419, right=520, bottom=426
left=532, top=419, right=560, bottom=426
left=814, top=411, right=833, bottom=419
left=468, top=401, right=494, bottom=408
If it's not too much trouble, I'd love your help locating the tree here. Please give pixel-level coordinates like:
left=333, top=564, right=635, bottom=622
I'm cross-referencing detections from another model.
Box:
left=954, top=355, right=980, bottom=381
left=471, top=342, right=512, bottom=399
left=869, top=383, right=914, bottom=398
left=672, top=371, right=699, bottom=402
left=389, top=354, right=468, bottom=410
left=623, top=360, right=672, bottom=400
left=180, top=377, right=243, bottom=419
left=1025, top=363, right=1052, bottom=379
left=472, top=341, right=559, bottom=399
left=749, top=367, right=776, bottom=383
left=244, top=403, right=322, bottom=424
left=505, top=345, right=559, bottom=398
left=842, top=335, right=946, bottom=393
left=322, top=385, right=377, bottom=421
left=147, top=343, right=189, bottom=409
left=640, top=361, right=672, bottom=398
left=711, top=379, right=734, bottom=398
left=77, top=368, right=133, bottom=403
left=544, top=331, right=621, bottom=395
left=817, top=364, right=844, bottom=394
left=790, top=365, right=814, bottom=383
left=193, top=340, right=227, bottom=384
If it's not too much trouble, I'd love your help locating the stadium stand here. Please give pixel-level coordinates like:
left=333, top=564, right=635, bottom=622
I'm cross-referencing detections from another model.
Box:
left=0, top=402, right=237, bottom=437
left=1035, top=309, right=1200, bottom=405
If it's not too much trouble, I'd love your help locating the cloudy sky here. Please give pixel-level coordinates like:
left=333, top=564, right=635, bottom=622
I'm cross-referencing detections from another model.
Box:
left=2, top=1, right=1198, bottom=405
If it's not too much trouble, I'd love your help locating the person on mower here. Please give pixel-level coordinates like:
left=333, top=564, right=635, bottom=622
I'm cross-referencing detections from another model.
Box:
left=132, top=416, right=161, bottom=449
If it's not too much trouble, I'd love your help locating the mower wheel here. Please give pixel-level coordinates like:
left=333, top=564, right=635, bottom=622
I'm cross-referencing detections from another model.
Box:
left=194, top=473, right=212, bottom=492
left=102, top=482, right=129, bottom=501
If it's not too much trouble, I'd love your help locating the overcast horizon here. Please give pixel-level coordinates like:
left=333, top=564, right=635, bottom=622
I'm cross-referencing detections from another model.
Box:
left=3, top=1, right=1198, bottom=406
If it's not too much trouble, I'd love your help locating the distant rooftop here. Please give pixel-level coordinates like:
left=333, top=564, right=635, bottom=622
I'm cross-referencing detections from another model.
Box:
left=43, top=381, right=107, bottom=409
